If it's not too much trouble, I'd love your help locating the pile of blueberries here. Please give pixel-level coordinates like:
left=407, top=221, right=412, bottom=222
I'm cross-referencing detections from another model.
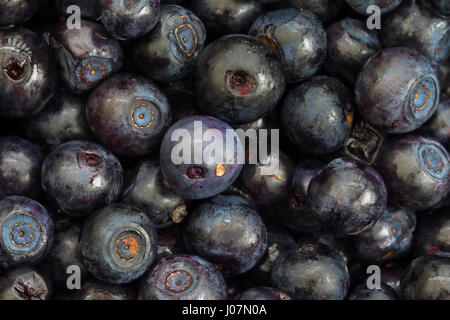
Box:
left=0, top=0, right=449, bottom=300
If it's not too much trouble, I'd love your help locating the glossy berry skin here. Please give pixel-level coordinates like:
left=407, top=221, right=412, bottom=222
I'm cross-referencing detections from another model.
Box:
left=139, top=254, right=227, bottom=300
left=348, top=283, right=398, bottom=300
left=418, top=99, right=450, bottom=150
left=355, top=48, right=440, bottom=133
left=86, top=73, right=171, bottom=157
left=183, top=195, right=267, bottom=276
left=325, top=18, right=381, bottom=85
left=381, top=0, right=450, bottom=62
left=345, top=0, right=403, bottom=15
left=49, top=20, right=123, bottom=94
left=375, top=135, right=449, bottom=210
left=80, top=204, right=157, bottom=284
left=236, top=287, right=291, bottom=300
left=74, top=279, right=136, bottom=300
left=272, top=242, right=350, bottom=300
left=122, top=159, right=188, bottom=229
left=414, top=209, right=450, bottom=257
left=401, top=253, right=450, bottom=300
left=41, top=140, right=123, bottom=217
left=190, top=0, right=263, bottom=36
left=99, top=0, right=160, bottom=40
left=0, top=27, right=57, bottom=119
left=160, top=116, right=244, bottom=200
left=0, top=266, right=51, bottom=300
left=0, top=136, right=44, bottom=200
left=55, top=0, right=99, bottom=19
left=132, top=4, right=206, bottom=83
left=277, top=160, right=324, bottom=234
left=193, top=34, right=285, bottom=124
left=353, top=207, right=416, bottom=263
left=281, top=76, right=354, bottom=155
left=282, top=0, right=344, bottom=23
left=23, top=91, right=92, bottom=151
left=239, top=151, right=295, bottom=205
left=0, top=196, right=53, bottom=269
left=308, top=158, right=388, bottom=237
left=0, top=0, right=39, bottom=27
left=249, top=8, right=326, bottom=83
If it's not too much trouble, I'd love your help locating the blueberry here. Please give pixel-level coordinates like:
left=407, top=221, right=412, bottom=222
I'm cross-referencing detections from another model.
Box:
left=122, top=159, right=188, bottom=228
left=0, top=136, right=44, bottom=200
left=80, top=203, right=157, bottom=284
left=281, top=0, right=344, bottom=23
left=378, top=264, right=406, bottom=295
left=0, top=0, right=39, bottom=27
left=160, top=115, right=244, bottom=200
left=281, top=76, right=354, bottom=155
left=164, top=77, right=197, bottom=123
left=54, top=0, right=100, bottom=20
left=74, top=279, right=136, bottom=300
left=99, top=0, right=160, bottom=40
left=307, top=158, right=388, bottom=236
left=139, top=254, right=227, bottom=300
left=430, top=0, right=450, bottom=15
left=23, top=90, right=92, bottom=151
left=401, top=252, right=450, bottom=300
left=345, top=0, right=403, bottom=15
left=272, top=242, right=350, bottom=300
left=0, top=266, right=52, bottom=300
left=325, top=18, right=381, bottom=85
left=49, top=20, right=124, bottom=94
left=236, top=287, right=292, bottom=300
left=190, top=0, right=263, bottom=37
left=183, top=195, right=267, bottom=276
left=353, top=207, right=416, bottom=263
left=381, top=0, right=450, bottom=62
left=356, top=48, right=440, bottom=133
left=249, top=8, right=327, bottom=83
left=414, top=208, right=450, bottom=257
left=132, top=4, right=206, bottom=83
left=375, top=135, right=449, bottom=210
left=0, top=196, right=54, bottom=269
left=193, top=34, right=285, bottom=124
left=417, top=98, right=450, bottom=150
left=156, top=225, right=184, bottom=260
left=347, top=283, right=399, bottom=300
left=41, top=140, right=123, bottom=217
left=86, top=73, right=171, bottom=157
left=0, top=27, right=57, bottom=119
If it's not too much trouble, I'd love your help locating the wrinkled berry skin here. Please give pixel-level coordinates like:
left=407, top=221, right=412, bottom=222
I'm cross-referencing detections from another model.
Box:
left=348, top=283, right=399, bottom=300
left=0, top=196, right=54, bottom=269
left=23, top=91, right=92, bottom=151
left=375, top=135, right=449, bottom=210
left=193, top=35, right=285, bottom=124
left=282, top=0, right=344, bottom=23
left=325, top=18, right=381, bottom=85
left=122, top=159, right=188, bottom=229
left=353, top=207, right=416, bottom=263
left=308, top=158, right=388, bottom=237
left=183, top=195, right=267, bottom=276
left=345, top=0, right=403, bottom=15
left=0, top=266, right=52, bottom=300
left=80, top=204, right=157, bottom=284
left=382, top=0, right=450, bottom=62
left=281, top=76, right=354, bottom=155
left=190, top=0, right=263, bottom=36
left=236, top=287, right=291, bottom=300
left=55, top=0, right=99, bottom=19
left=277, top=160, right=325, bottom=234
left=418, top=99, right=450, bottom=150
left=249, top=8, right=326, bottom=83
left=239, top=151, right=295, bottom=205
left=49, top=20, right=123, bottom=94
left=160, top=116, right=244, bottom=200
left=74, top=279, right=136, bottom=300
left=0, top=0, right=39, bottom=27
left=414, top=209, right=450, bottom=257
left=0, top=27, right=57, bottom=119
left=401, top=253, right=450, bottom=300
left=0, top=136, right=44, bottom=200
left=86, top=73, right=171, bottom=157
left=132, top=5, right=206, bottom=83
left=272, top=242, right=350, bottom=300
left=139, top=254, right=227, bottom=300
left=41, top=140, right=123, bottom=217
left=356, top=48, right=440, bottom=133
left=99, top=0, right=160, bottom=40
